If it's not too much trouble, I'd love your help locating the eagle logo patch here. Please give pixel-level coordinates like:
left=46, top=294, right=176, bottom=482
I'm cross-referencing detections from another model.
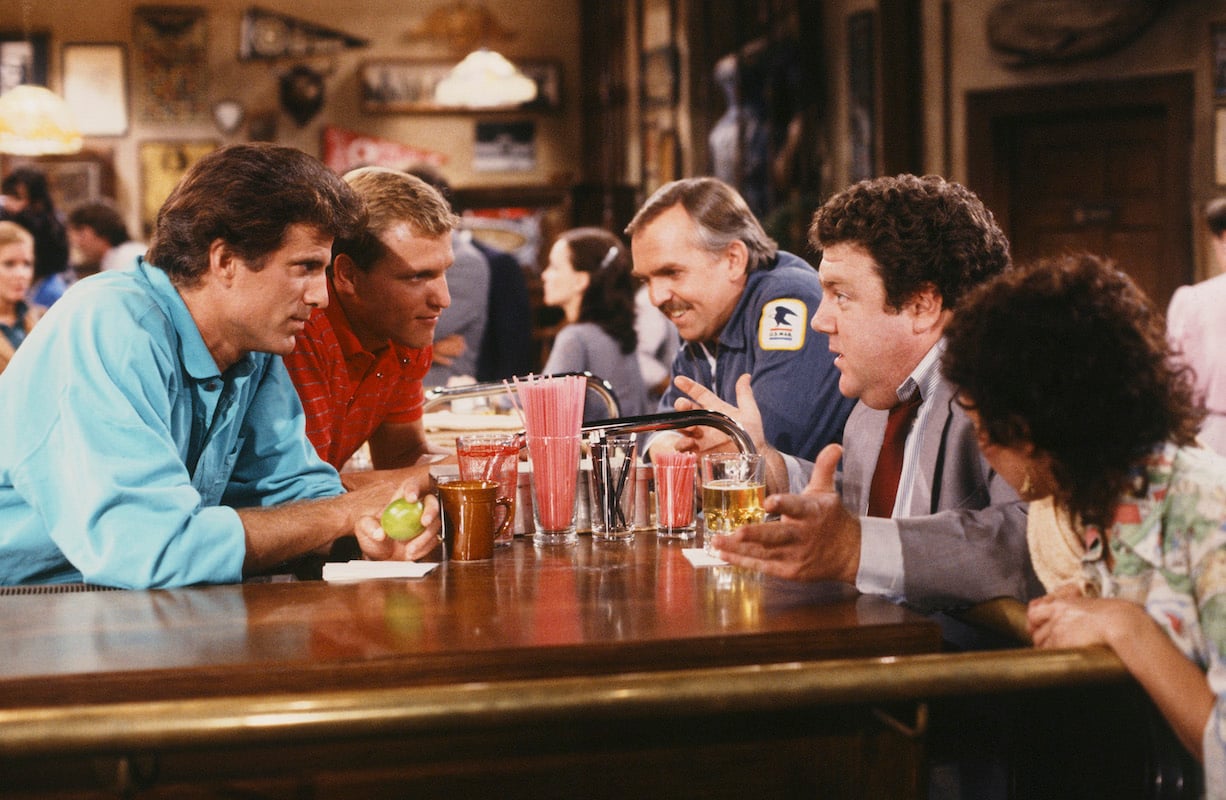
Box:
left=758, top=299, right=807, bottom=351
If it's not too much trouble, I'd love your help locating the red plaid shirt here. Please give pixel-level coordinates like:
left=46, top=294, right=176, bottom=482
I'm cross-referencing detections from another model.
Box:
left=285, top=283, right=432, bottom=469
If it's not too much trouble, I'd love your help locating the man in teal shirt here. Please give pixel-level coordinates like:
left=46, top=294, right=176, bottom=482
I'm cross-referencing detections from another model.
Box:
left=0, top=144, right=439, bottom=588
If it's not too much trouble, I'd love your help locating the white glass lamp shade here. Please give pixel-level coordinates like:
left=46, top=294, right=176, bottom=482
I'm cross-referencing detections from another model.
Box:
left=433, top=48, right=538, bottom=109
left=0, top=85, right=83, bottom=156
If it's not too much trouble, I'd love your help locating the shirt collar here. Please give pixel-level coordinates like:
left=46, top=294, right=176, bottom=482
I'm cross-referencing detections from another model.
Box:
left=893, top=339, right=944, bottom=405
left=711, top=259, right=779, bottom=351
left=321, top=278, right=376, bottom=364
left=137, top=258, right=253, bottom=382
left=320, top=277, right=428, bottom=371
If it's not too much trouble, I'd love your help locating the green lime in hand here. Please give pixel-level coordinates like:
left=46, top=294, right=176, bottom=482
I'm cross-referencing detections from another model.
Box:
left=380, top=498, right=425, bottom=541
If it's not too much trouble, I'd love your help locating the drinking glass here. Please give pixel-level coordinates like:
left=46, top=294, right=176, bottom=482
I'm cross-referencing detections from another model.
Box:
left=587, top=433, right=638, bottom=541
left=653, top=453, right=697, bottom=540
left=456, top=432, right=520, bottom=546
left=526, top=432, right=582, bottom=545
left=701, top=453, right=765, bottom=553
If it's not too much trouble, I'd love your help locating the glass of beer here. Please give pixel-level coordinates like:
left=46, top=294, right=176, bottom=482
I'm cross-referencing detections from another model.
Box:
left=701, top=453, right=765, bottom=554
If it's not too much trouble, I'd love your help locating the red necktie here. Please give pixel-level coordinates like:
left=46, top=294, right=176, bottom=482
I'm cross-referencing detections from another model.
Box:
left=866, top=394, right=922, bottom=518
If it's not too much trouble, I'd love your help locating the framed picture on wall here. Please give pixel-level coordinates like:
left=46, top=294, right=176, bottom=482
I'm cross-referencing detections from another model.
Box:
left=133, top=6, right=208, bottom=123
left=359, top=59, right=561, bottom=113
left=641, top=46, right=677, bottom=106
left=0, top=150, right=115, bottom=210
left=62, top=43, right=129, bottom=137
left=0, top=32, right=48, bottom=94
left=138, top=140, right=218, bottom=236
left=1214, top=22, right=1226, bottom=98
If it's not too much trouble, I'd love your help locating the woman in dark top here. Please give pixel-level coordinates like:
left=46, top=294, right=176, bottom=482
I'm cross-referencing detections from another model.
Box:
left=1, top=167, right=70, bottom=305
left=541, top=227, right=650, bottom=419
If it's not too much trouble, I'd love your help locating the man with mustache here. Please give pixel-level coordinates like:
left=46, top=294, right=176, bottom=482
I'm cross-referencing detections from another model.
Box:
left=627, top=177, right=854, bottom=461
left=0, top=144, right=439, bottom=589
left=284, top=167, right=457, bottom=482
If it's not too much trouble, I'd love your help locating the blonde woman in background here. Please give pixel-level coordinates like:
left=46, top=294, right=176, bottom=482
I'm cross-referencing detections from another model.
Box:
left=0, top=221, right=42, bottom=375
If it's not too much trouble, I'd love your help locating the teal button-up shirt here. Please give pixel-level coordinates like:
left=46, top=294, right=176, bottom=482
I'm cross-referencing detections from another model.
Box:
left=0, top=260, right=343, bottom=587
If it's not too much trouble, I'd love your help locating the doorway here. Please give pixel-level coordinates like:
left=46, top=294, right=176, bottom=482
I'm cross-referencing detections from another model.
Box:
left=966, top=74, right=1193, bottom=310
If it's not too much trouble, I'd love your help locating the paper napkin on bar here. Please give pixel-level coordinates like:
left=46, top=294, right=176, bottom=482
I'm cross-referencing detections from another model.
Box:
left=682, top=548, right=728, bottom=568
left=322, top=560, right=439, bottom=582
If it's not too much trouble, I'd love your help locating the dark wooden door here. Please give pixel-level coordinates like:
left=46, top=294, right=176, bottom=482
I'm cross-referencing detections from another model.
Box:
left=967, top=75, right=1192, bottom=311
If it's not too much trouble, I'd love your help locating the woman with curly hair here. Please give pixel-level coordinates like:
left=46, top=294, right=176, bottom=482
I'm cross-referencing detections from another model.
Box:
left=942, top=252, right=1222, bottom=792
left=540, top=227, right=650, bottom=420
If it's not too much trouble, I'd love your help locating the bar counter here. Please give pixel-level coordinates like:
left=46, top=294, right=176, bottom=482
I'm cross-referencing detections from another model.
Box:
left=0, top=535, right=1146, bottom=798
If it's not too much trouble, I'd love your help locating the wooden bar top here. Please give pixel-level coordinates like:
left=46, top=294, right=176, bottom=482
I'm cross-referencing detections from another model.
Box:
left=0, top=535, right=940, bottom=710
left=0, top=534, right=1141, bottom=799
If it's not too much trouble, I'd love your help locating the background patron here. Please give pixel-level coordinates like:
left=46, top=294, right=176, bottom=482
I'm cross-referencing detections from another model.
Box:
left=540, top=227, right=651, bottom=419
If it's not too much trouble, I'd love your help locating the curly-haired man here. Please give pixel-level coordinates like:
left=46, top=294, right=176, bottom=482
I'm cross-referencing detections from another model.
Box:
left=676, top=174, right=1042, bottom=612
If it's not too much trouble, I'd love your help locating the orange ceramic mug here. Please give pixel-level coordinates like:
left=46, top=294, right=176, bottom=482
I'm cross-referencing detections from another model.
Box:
left=437, top=479, right=513, bottom=561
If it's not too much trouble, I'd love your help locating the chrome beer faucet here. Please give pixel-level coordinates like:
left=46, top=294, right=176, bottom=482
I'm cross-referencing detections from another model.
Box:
left=581, top=410, right=757, bottom=455
left=421, top=371, right=621, bottom=417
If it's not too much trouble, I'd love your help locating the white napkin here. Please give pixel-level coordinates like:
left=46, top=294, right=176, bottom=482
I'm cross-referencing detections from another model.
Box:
left=682, top=548, right=728, bottom=568
left=322, top=560, right=439, bottom=582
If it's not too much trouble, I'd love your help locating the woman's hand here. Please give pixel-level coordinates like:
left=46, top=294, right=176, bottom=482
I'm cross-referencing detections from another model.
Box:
left=1027, top=585, right=1149, bottom=650
left=1029, top=585, right=1215, bottom=762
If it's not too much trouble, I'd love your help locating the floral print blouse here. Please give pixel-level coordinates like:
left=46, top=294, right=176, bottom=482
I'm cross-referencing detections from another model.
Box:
left=1081, top=443, right=1226, bottom=798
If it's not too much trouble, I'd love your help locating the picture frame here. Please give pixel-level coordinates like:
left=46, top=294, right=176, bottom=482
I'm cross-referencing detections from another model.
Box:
left=0, top=32, right=48, bottom=94
left=1215, top=22, right=1226, bottom=99
left=359, top=59, right=561, bottom=113
left=474, top=120, right=537, bottom=172
left=641, top=46, right=678, bottom=107
left=132, top=5, right=208, bottom=124
left=0, top=149, right=115, bottom=211
left=138, top=140, right=218, bottom=236
left=62, top=43, right=129, bottom=137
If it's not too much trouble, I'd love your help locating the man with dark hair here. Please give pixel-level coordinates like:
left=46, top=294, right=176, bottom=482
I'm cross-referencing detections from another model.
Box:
left=1167, top=196, right=1226, bottom=455
left=66, top=199, right=146, bottom=276
left=285, top=166, right=458, bottom=477
left=627, top=176, right=854, bottom=461
left=681, top=174, right=1039, bottom=612
left=0, top=144, right=438, bottom=589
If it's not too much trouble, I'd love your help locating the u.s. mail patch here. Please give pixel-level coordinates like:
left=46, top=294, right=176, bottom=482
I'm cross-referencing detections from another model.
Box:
left=758, top=298, right=807, bottom=351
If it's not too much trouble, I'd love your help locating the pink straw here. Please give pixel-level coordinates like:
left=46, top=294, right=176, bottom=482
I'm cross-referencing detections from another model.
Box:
left=655, top=451, right=697, bottom=527
left=516, top=375, right=587, bottom=529
left=503, top=378, right=527, bottom=429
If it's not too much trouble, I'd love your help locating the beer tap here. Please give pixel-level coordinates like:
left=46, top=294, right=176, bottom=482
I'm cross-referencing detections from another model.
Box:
left=581, top=410, right=757, bottom=455
left=422, top=371, right=621, bottom=417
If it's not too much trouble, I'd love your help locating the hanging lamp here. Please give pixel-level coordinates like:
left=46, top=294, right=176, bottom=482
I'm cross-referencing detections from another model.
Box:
left=433, top=48, right=537, bottom=109
left=0, top=84, right=83, bottom=155
left=0, top=0, right=82, bottom=156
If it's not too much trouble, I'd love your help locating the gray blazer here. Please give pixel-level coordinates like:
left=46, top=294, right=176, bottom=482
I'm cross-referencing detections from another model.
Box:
left=841, top=375, right=1043, bottom=610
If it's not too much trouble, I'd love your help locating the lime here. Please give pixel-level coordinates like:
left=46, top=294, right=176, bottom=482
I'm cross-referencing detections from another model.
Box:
left=380, top=498, right=425, bottom=541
